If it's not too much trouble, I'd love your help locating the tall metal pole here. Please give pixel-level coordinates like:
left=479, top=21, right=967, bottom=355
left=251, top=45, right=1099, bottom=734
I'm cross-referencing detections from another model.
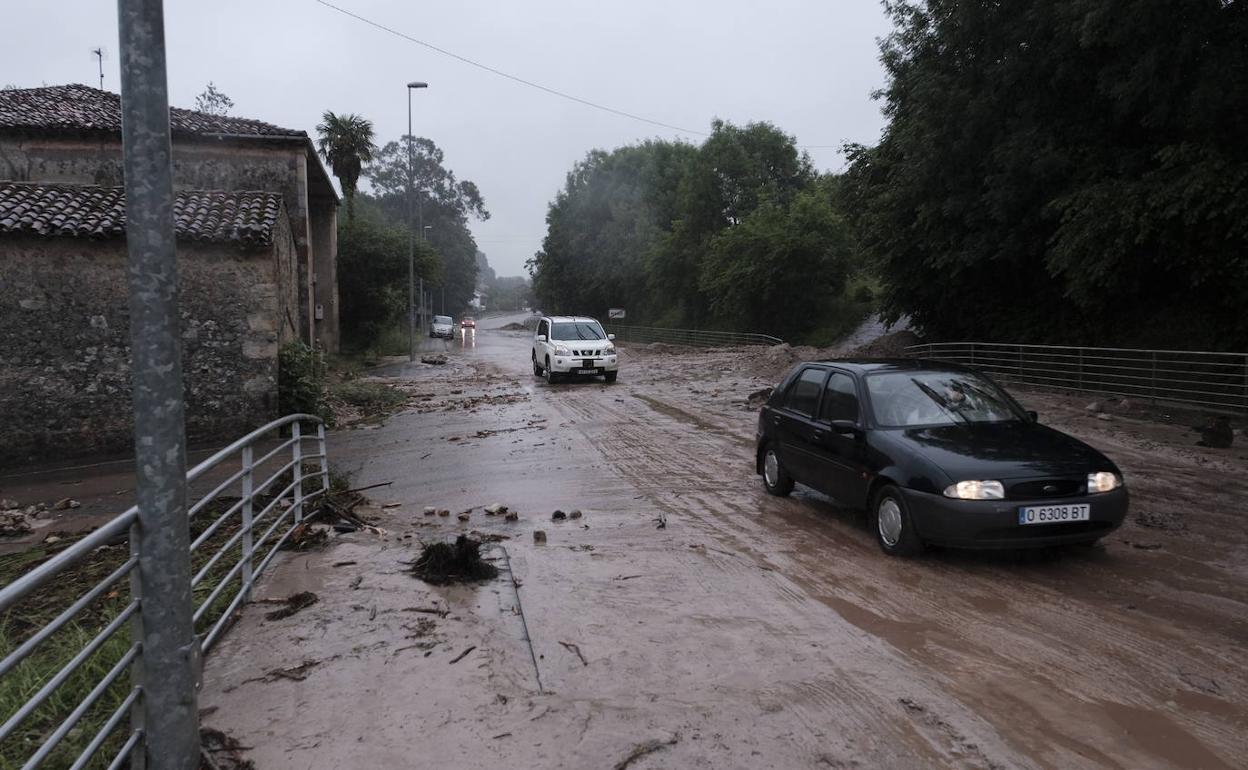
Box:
left=117, top=1, right=199, bottom=767
left=406, top=87, right=415, bottom=362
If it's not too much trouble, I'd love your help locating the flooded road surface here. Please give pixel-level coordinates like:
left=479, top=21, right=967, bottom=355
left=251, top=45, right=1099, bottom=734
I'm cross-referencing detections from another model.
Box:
left=200, top=315, right=1247, bottom=769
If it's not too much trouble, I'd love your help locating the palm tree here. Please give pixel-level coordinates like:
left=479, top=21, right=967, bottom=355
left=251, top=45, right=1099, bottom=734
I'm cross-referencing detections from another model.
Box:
left=315, top=111, right=377, bottom=222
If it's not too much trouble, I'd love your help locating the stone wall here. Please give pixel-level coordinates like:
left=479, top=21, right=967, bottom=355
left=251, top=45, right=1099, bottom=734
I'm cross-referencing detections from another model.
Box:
left=0, top=133, right=340, bottom=350
left=0, top=230, right=296, bottom=468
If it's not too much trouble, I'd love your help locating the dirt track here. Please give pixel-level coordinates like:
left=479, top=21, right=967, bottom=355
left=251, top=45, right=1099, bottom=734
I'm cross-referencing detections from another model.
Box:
left=200, top=318, right=1248, bottom=769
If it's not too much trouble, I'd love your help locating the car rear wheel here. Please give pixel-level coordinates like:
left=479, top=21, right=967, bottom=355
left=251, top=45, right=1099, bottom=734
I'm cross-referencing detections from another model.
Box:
left=761, top=445, right=794, bottom=497
left=872, top=485, right=923, bottom=557
left=532, top=355, right=544, bottom=377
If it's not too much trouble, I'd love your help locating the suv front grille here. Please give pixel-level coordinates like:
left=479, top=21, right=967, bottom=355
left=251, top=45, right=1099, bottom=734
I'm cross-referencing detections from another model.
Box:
left=1008, top=478, right=1085, bottom=499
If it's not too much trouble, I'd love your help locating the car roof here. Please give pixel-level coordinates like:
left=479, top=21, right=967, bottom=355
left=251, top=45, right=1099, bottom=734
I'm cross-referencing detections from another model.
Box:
left=545, top=315, right=600, bottom=323
left=803, top=357, right=977, bottom=374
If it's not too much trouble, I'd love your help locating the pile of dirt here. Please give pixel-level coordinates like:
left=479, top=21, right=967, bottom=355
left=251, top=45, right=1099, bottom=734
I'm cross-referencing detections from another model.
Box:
left=846, top=329, right=922, bottom=358
left=411, top=535, right=499, bottom=585
left=496, top=322, right=529, bottom=331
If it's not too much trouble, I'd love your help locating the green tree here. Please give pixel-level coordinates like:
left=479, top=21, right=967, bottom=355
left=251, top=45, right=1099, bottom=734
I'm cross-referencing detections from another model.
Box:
left=316, top=112, right=377, bottom=223
left=844, top=0, right=1248, bottom=349
left=336, top=208, right=440, bottom=349
left=363, top=136, right=489, bottom=316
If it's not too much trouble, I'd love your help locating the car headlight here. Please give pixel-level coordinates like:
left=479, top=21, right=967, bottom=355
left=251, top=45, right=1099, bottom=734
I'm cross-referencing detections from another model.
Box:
left=943, top=480, right=1005, bottom=500
left=604, top=345, right=616, bottom=355
left=554, top=345, right=570, bottom=356
left=1087, top=471, right=1122, bottom=494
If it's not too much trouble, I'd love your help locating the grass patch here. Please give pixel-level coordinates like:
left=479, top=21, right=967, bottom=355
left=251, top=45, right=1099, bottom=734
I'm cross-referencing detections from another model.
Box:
left=0, top=487, right=309, bottom=769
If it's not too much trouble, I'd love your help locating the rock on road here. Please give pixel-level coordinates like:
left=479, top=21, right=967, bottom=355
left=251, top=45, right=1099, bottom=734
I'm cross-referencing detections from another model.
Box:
left=200, top=312, right=1247, bottom=770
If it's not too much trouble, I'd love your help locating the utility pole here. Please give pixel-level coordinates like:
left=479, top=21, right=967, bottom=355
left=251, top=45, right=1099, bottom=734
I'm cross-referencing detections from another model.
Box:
left=117, top=0, right=199, bottom=767
left=405, top=81, right=427, bottom=361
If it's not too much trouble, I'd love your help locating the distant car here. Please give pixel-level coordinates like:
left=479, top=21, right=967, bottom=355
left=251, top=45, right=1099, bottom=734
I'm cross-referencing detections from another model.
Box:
left=430, top=315, right=454, bottom=339
left=460, top=316, right=476, bottom=329
left=755, top=359, right=1128, bottom=556
left=531, top=315, right=618, bottom=383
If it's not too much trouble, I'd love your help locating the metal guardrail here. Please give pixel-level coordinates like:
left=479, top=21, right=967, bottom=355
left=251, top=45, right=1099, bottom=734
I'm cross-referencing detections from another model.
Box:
left=908, top=342, right=1248, bottom=413
left=604, top=324, right=785, bottom=347
left=0, top=414, right=330, bottom=769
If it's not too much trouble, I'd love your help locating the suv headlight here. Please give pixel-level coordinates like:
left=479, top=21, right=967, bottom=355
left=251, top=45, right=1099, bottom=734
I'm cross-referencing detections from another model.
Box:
left=554, top=345, right=570, bottom=356
left=604, top=345, right=616, bottom=355
left=943, top=480, right=1005, bottom=500
left=1087, top=472, right=1122, bottom=494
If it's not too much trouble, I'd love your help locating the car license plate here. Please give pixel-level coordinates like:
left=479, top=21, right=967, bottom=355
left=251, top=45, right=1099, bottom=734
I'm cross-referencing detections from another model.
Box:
left=576, top=369, right=597, bottom=375
left=1018, top=504, right=1090, bottom=525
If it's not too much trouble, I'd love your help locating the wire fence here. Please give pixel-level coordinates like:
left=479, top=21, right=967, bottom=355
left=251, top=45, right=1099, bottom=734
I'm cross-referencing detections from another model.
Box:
left=604, top=324, right=785, bottom=348
left=908, top=342, right=1248, bottom=413
left=0, top=414, right=330, bottom=769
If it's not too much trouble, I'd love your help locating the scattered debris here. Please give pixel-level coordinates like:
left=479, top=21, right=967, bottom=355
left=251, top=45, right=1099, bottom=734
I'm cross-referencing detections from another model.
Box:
left=344, top=481, right=393, bottom=494
left=264, top=591, right=319, bottom=621
left=449, top=646, right=477, bottom=664
left=248, top=659, right=322, bottom=684
left=403, top=605, right=450, bottom=618
left=199, top=727, right=256, bottom=770
left=746, top=387, right=774, bottom=407
left=1096, top=412, right=1113, bottom=421
left=457, top=511, right=471, bottom=522
left=568, top=509, right=583, bottom=520
left=1, top=510, right=33, bottom=537
left=492, top=732, right=513, bottom=740
left=1085, top=401, right=1103, bottom=412
left=332, top=561, right=357, bottom=568
left=484, top=503, right=508, bottom=515
left=614, top=574, right=644, bottom=581
left=438, top=509, right=451, bottom=517
left=533, top=530, right=547, bottom=544
left=424, top=506, right=437, bottom=516
left=469, top=530, right=511, bottom=542
left=381, top=501, right=402, bottom=509
left=613, top=735, right=680, bottom=770
left=0, top=498, right=18, bottom=510
left=654, top=513, right=667, bottom=530
left=53, top=498, right=81, bottom=510
left=497, top=322, right=529, bottom=331
left=1197, top=416, right=1234, bottom=448
left=1136, top=510, right=1187, bottom=532
left=421, top=354, right=448, bottom=365
left=558, top=640, right=588, bottom=666
left=349, top=576, right=363, bottom=590
left=504, top=510, right=520, bottom=522
left=281, top=523, right=328, bottom=551
left=551, top=510, right=567, bottom=521
left=411, top=536, right=500, bottom=585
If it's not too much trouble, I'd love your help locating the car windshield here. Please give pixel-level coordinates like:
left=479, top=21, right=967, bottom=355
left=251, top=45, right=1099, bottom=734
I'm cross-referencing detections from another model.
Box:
left=433, top=316, right=452, bottom=324
left=550, top=322, right=605, bottom=341
left=866, top=370, right=1023, bottom=428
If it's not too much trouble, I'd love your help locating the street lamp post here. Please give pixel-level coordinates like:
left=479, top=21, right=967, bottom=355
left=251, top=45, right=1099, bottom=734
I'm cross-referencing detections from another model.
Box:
left=406, top=81, right=427, bottom=362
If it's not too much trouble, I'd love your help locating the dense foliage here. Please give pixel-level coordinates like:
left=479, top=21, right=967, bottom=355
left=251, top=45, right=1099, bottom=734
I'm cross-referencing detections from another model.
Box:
left=336, top=206, right=439, bottom=350
left=844, top=0, right=1248, bottom=349
left=529, top=122, right=860, bottom=340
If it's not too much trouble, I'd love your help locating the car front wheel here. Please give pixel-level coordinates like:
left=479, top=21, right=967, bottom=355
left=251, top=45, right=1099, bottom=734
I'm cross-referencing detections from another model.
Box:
left=761, top=445, right=794, bottom=497
left=532, top=355, right=544, bottom=377
left=604, top=371, right=618, bottom=384
left=872, top=485, right=923, bottom=557
left=544, top=358, right=559, bottom=384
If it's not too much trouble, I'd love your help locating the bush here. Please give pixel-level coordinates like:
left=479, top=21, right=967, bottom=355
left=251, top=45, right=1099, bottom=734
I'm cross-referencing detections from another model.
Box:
left=278, top=341, right=330, bottom=422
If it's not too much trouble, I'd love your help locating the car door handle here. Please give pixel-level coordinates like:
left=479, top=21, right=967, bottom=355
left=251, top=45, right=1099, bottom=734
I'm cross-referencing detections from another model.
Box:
left=812, top=429, right=824, bottom=440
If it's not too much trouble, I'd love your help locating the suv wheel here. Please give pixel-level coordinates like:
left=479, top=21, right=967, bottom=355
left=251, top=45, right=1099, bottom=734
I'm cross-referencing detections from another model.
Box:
left=532, top=355, right=544, bottom=377
left=872, top=485, right=923, bottom=557
left=761, top=445, right=794, bottom=497
left=544, top=357, right=559, bottom=384
left=604, top=371, right=618, bottom=384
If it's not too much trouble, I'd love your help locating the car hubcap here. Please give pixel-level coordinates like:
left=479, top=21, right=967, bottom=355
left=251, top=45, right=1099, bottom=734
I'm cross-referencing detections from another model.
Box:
left=878, top=497, right=903, bottom=547
left=764, top=451, right=779, bottom=487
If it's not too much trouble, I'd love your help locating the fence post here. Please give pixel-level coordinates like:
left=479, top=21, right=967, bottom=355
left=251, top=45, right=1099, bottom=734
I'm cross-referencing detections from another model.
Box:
left=1078, top=349, right=1084, bottom=391
left=118, top=1, right=200, bottom=766
left=126, top=520, right=146, bottom=770
left=318, top=421, right=330, bottom=495
left=1151, top=352, right=1158, bottom=405
left=240, top=446, right=254, bottom=600
left=292, top=421, right=304, bottom=524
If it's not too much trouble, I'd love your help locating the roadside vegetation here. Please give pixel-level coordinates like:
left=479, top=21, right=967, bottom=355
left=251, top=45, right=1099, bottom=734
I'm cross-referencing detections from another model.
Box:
left=527, top=122, right=870, bottom=343
left=842, top=0, right=1248, bottom=350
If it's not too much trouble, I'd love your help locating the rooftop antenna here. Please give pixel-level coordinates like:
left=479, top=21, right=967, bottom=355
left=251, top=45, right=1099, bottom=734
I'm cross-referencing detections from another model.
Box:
left=91, top=47, right=105, bottom=89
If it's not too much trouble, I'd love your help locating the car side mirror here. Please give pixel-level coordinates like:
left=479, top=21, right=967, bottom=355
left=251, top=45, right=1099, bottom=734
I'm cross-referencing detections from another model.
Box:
left=607, top=333, right=616, bottom=341
left=536, top=334, right=547, bottom=342
left=1026, top=410, right=1039, bottom=423
left=830, top=419, right=861, bottom=436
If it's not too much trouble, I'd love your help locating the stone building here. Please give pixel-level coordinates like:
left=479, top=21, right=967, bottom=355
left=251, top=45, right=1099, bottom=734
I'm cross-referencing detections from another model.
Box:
left=0, top=85, right=339, bottom=466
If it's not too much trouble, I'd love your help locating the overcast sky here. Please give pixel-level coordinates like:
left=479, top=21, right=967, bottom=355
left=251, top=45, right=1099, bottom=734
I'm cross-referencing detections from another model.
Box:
left=2, top=0, right=891, bottom=277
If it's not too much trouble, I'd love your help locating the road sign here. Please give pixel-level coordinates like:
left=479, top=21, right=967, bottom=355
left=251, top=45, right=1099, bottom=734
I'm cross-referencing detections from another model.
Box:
left=608, top=308, right=626, bottom=319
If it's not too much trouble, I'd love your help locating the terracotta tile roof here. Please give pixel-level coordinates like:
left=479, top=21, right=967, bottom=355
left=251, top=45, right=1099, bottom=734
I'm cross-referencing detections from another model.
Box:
left=0, top=182, right=284, bottom=248
left=0, top=84, right=306, bottom=138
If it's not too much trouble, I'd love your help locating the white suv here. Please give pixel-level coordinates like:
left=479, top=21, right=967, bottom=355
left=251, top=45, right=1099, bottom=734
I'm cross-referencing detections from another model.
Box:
left=532, top=315, right=619, bottom=383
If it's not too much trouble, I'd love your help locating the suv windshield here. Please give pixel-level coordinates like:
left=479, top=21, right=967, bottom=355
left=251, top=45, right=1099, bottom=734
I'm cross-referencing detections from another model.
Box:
left=866, top=370, right=1023, bottom=428
left=433, top=316, right=452, bottom=325
left=550, top=322, right=605, bottom=341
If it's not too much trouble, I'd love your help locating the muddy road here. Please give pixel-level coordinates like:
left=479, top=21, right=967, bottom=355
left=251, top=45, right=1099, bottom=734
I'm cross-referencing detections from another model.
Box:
left=201, top=314, right=1247, bottom=769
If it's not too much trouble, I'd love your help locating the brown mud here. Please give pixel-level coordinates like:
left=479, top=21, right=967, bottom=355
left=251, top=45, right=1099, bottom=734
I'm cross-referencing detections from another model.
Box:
left=198, top=315, right=1247, bottom=769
